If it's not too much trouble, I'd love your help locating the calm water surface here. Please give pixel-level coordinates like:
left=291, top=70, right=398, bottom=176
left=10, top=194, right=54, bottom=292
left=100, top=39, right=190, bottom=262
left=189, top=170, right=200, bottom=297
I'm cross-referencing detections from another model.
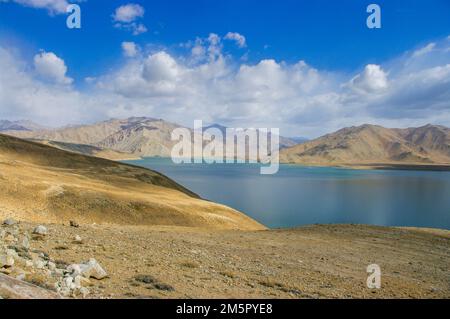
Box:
left=125, top=158, right=450, bottom=229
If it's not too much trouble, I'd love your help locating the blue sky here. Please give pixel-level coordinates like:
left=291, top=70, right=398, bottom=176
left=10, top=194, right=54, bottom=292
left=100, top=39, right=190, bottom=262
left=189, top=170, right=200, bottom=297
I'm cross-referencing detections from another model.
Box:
left=0, top=0, right=449, bottom=137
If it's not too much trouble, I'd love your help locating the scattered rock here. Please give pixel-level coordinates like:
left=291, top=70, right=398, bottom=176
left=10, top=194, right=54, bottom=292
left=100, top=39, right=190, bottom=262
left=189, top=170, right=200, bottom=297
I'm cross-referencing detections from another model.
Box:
left=70, top=221, right=80, bottom=228
left=134, top=274, right=174, bottom=292
left=0, top=255, right=15, bottom=268
left=4, top=234, right=15, bottom=243
left=33, top=260, right=46, bottom=269
left=2, top=219, right=18, bottom=226
left=32, top=226, right=48, bottom=236
left=134, top=274, right=157, bottom=284
left=21, top=236, right=30, bottom=250
left=154, top=283, right=175, bottom=291
left=73, top=235, right=83, bottom=244
left=67, top=259, right=108, bottom=280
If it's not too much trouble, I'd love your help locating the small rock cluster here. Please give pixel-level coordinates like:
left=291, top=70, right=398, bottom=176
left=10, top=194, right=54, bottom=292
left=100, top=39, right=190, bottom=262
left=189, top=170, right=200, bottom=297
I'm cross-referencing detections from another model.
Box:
left=1, top=219, right=107, bottom=298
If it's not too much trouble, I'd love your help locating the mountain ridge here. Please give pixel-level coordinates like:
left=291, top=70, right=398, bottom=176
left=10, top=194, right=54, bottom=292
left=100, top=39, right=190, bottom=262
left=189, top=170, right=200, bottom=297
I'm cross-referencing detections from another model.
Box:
left=280, top=124, right=450, bottom=167
left=4, top=117, right=299, bottom=158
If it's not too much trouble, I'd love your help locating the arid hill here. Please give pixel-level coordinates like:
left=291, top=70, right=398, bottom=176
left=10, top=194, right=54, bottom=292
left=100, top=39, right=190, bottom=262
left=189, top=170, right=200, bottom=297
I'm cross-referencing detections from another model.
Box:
left=6, top=117, right=298, bottom=159
left=280, top=124, right=450, bottom=167
left=0, top=134, right=265, bottom=230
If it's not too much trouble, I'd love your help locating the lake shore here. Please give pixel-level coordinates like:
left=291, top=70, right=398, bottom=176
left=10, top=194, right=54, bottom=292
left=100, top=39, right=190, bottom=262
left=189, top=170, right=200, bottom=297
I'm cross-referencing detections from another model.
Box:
left=281, top=162, right=450, bottom=172
left=2, top=222, right=448, bottom=299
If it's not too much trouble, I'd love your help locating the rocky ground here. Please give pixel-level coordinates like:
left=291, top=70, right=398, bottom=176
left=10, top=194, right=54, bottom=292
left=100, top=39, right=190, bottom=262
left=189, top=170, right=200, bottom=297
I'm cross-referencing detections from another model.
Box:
left=1, top=219, right=449, bottom=299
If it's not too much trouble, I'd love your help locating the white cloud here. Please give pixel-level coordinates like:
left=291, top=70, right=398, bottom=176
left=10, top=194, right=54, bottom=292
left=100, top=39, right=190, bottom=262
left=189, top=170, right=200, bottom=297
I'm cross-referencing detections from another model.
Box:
left=113, top=3, right=144, bottom=22
left=121, top=41, right=138, bottom=57
left=224, top=32, right=246, bottom=48
left=0, top=0, right=69, bottom=14
left=348, top=64, right=388, bottom=93
left=0, top=47, right=108, bottom=126
left=413, top=43, right=436, bottom=57
left=33, top=51, right=73, bottom=85
left=112, top=3, right=147, bottom=35
left=1, top=35, right=450, bottom=137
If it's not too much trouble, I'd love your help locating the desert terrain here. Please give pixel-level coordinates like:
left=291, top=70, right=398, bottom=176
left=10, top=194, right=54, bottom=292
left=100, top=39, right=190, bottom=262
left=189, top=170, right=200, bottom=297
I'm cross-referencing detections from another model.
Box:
left=0, top=133, right=449, bottom=299
left=1, top=221, right=449, bottom=299
left=0, top=134, right=263, bottom=230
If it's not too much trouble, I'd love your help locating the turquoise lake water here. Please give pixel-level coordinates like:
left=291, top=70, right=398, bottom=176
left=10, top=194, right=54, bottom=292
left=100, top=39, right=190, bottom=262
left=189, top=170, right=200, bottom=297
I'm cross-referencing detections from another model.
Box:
left=124, top=158, right=450, bottom=229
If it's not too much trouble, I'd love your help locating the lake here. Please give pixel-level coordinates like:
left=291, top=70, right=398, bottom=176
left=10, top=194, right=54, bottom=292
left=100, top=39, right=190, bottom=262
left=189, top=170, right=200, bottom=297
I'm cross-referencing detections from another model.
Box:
left=124, top=158, right=450, bottom=230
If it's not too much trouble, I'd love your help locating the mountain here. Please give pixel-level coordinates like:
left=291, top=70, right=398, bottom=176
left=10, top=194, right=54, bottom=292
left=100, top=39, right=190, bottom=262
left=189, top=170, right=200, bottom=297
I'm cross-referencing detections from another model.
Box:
left=95, top=118, right=184, bottom=157
left=6, top=118, right=299, bottom=159
left=280, top=124, right=450, bottom=167
left=0, top=120, right=46, bottom=132
left=288, top=136, right=309, bottom=144
left=7, top=117, right=182, bottom=158
left=203, top=123, right=299, bottom=149
left=0, top=133, right=265, bottom=230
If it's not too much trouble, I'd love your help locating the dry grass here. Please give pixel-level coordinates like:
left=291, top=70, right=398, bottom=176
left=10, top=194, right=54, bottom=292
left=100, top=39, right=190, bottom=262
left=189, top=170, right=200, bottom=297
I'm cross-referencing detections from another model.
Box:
left=0, top=134, right=265, bottom=231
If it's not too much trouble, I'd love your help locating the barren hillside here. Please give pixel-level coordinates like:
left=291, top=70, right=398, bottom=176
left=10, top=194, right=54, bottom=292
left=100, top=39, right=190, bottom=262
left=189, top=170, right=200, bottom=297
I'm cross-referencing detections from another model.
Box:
left=0, top=134, right=265, bottom=231
left=280, top=124, right=450, bottom=167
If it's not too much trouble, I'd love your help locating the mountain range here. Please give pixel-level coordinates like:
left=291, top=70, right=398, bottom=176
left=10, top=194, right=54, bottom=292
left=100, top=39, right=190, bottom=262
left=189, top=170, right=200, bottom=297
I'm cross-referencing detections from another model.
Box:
left=280, top=124, right=450, bottom=167
left=3, top=118, right=450, bottom=168
left=0, top=120, right=46, bottom=132
left=4, top=117, right=299, bottom=160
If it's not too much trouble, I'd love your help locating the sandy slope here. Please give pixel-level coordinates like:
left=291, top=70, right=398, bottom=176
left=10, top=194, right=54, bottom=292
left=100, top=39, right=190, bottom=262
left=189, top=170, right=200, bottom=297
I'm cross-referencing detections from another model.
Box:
left=0, top=134, right=264, bottom=231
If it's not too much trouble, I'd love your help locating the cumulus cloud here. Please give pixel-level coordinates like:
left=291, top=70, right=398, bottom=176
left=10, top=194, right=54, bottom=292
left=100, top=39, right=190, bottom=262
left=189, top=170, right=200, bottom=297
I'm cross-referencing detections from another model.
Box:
left=113, top=3, right=147, bottom=35
left=113, top=3, right=144, bottom=22
left=0, top=0, right=69, bottom=14
left=121, top=41, right=138, bottom=57
left=224, top=32, right=246, bottom=48
left=348, top=64, right=388, bottom=93
left=1, top=36, right=450, bottom=137
left=33, top=51, right=73, bottom=85
left=0, top=47, right=108, bottom=125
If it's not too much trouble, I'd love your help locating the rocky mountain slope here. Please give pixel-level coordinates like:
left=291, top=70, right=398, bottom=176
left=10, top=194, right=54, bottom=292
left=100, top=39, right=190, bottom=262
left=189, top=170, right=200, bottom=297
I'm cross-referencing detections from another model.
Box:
left=280, top=124, right=450, bottom=167
left=0, top=133, right=265, bottom=230
left=5, top=117, right=298, bottom=159
left=0, top=120, right=46, bottom=132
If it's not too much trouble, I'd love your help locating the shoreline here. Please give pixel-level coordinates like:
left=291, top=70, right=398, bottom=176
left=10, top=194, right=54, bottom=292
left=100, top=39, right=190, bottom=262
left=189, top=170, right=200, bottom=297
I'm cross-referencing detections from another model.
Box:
left=281, top=162, right=450, bottom=172
left=126, top=157, right=450, bottom=172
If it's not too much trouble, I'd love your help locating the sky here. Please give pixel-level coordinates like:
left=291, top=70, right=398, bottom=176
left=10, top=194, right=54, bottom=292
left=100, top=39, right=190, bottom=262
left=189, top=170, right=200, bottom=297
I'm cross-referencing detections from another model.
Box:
left=0, top=0, right=449, bottom=137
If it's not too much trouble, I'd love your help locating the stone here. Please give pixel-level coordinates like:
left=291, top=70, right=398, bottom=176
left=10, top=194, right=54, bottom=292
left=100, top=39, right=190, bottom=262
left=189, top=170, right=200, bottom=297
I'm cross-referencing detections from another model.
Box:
left=74, top=275, right=91, bottom=287
left=73, top=235, right=83, bottom=244
left=135, top=274, right=157, bottom=284
left=0, top=268, right=12, bottom=274
left=33, top=226, right=48, bottom=236
left=21, top=236, right=30, bottom=250
left=67, top=258, right=107, bottom=280
left=2, top=219, right=18, bottom=226
left=70, top=221, right=80, bottom=228
left=79, top=287, right=90, bottom=298
left=82, top=258, right=108, bottom=280
left=47, top=261, right=56, bottom=271
left=0, top=255, right=15, bottom=268
left=16, top=273, right=26, bottom=281
left=4, top=234, right=16, bottom=242
left=33, top=260, right=46, bottom=269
